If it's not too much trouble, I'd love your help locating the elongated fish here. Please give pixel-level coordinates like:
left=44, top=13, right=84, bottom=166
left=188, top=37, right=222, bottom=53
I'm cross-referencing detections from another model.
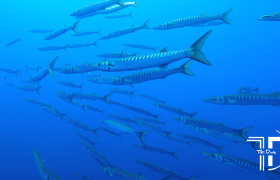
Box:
left=89, top=76, right=120, bottom=84
left=172, top=117, right=253, bottom=138
left=22, top=80, right=40, bottom=85
left=6, top=36, right=21, bottom=46
left=97, top=52, right=139, bottom=58
left=24, top=65, right=41, bottom=71
left=191, top=19, right=233, bottom=27
left=109, top=88, right=135, bottom=98
left=92, top=30, right=212, bottom=73
left=45, top=21, right=80, bottom=40
left=136, top=120, right=171, bottom=136
left=101, top=166, right=148, bottom=180
left=123, top=104, right=161, bottom=120
left=107, top=114, right=138, bottom=125
left=55, top=91, right=73, bottom=100
left=53, top=64, right=71, bottom=72
left=110, top=100, right=124, bottom=107
left=99, top=1, right=137, bottom=14
left=201, top=92, right=280, bottom=106
left=24, top=99, right=52, bottom=107
left=69, top=92, right=112, bottom=104
left=30, top=57, right=58, bottom=82
left=81, top=142, right=111, bottom=167
left=5, top=83, right=13, bottom=87
left=85, top=105, right=104, bottom=115
left=58, top=81, right=82, bottom=91
left=132, top=144, right=179, bottom=159
left=94, top=19, right=150, bottom=46
left=100, top=126, right=122, bottom=139
left=123, top=44, right=158, bottom=52
left=159, top=133, right=191, bottom=147
left=64, top=118, right=99, bottom=137
left=17, top=85, right=41, bottom=95
left=70, top=0, right=125, bottom=17
left=60, top=62, right=99, bottom=74
left=73, top=130, right=97, bottom=147
left=176, top=133, right=224, bottom=153
left=137, top=93, right=165, bottom=103
left=105, top=12, right=134, bottom=19
left=202, top=152, right=280, bottom=179
left=33, top=149, right=45, bottom=169
left=74, top=173, right=94, bottom=180
left=101, top=120, right=151, bottom=144
left=68, top=42, right=96, bottom=49
left=258, top=12, right=280, bottom=21
left=71, top=29, right=102, bottom=36
left=84, top=73, right=101, bottom=78
left=0, top=68, right=20, bottom=77
left=134, top=117, right=167, bottom=126
left=41, top=169, right=63, bottom=180
left=38, top=44, right=69, bottom=52
left=153, top=8, right=233, bottom=30
left=62, top=99, right=87, bottom=112
left=43, top=106, right=65, bottom=119
left=236, top=86, right=259, bottom=94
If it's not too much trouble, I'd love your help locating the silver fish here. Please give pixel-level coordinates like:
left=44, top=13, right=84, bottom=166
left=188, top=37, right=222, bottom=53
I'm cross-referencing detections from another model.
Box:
left=74, top=173, right=94, bottom=180
left=38, top=44, right=69, bottom=51
left=45, top=21, right=80, bottom=40
left=99, top=1, right=137, bottom=15
left=55, top=91, right=73, bottom=100
left=69, top=92, right=112, bottom=104
left=30, top=57, right=58, bottom=82
left=109, top=88, right=135, bottom=98
left=43, top=106, right=65, bottom=119
left=0, top=68, right=20, bottom=77
left=101, top=166, right=148, bottom=180
left=107, top=114, right=138, bottom=125
left=110, top=100, right=124, bottom=107
left=88, top=76, right=120, bottom=84
left=85, top=104, right=104, bottom=114
left=62, top=99, right=87, bottom=112
left=97, top=52, right=139, bottom=58
left=6, top=36, right=21, bottom=46
left=137, top=93, right=165, bottom=103
left=123, top=43, right=158, bottom=52
left=105, top=12, right=134, bottom=19
left=191, top=19, right=233, bottom=27
left=134, top=117, right=167, bottom=126
left=53, top=64, right=71, bottom=72
left=71, top=29, right=102, bottom=36
left=153, top=8, right=233, bottom=30
left=24, top=99, right=52, bottom=107
left=258, top=12, right=280, bottom=21
left=68, top=42, right=96, bottom=49
left=24, top=65, right=41, bottom=71
left=101, top=120, right=151, bottom=144
left=159, top=133, right=191, bottom=147
left=64, top=118, right=99, bottom=137
left=16, top=85, right=41, bottom=95
left=123, top=104, right=161, bottom=120
left=58, top=81, right=82, bottom=91
left=236, top=87, right=259, bottom=94
left=59, top=62, right=99, bottom=74
left=136, top=120, right=172, bottom=136
left=73, top=130, right=97, bottom=147
left=100, top=126, right=122, bottom=139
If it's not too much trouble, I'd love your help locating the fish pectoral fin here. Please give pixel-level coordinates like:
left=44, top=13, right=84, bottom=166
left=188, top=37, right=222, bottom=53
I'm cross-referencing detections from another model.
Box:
left=226, top=100, right=236, bottom=103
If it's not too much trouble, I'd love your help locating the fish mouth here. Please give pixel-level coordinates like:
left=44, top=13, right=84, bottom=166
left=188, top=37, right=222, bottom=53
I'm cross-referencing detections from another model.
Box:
left=200, top=98, right=207, bottom=102
left=201, top=152, right=212, bottom=157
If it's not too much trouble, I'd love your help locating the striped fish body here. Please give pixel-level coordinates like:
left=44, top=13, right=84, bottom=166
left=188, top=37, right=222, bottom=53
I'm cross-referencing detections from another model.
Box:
left=45, top=25, right=76, bottom=40
left=24, top=99, right=51, bottom=107
left=159, top=133, right=190, bottom=145
left=58, top=81, right=81, bottom=89
left=71, top=0, right=123, bottom=16
left=109, top=88, right=135, bottom=98
left=38, top=46, right=65, bottom=51
left=99, top=25, right=146, bottom=40
left=123, top=105, right=160, bottom=120
left=69, top=43, right=94, bottom=48
left=74, top=173, right=94, bottom=180
left=136, top=120, right=167, bottom=134
left=69, top=92, right=110, bottom=103
left=137, top=93, right=165, bottom=103
left=88, top=76, right=120, bottom=84
left=100, top=126, right=122, bottom=138
left=16, top=85, right=40, bottom=94
left=105, top=12, right=133, bottom=19
left=86, top=105, right=103, bottom=114
left=60, top=63, right=99, bottom=74
left=134, top=117, right=166, bottom=126
left=202, top=93, right=280, bottom=105
left=74, top=130, right=97, bottom=147
left=100, top=1, right=136, bottom=14
left=101, top=166, right=148, bottom=180
left=107, top=115, right=138, bottom=125
left=41, top=169, right=63, bottom=180
left=110, top=100, right=124, bottom=107
left=22, top=80, right=40, bottom=84
left=152, top=102, right=196, bottom=118
left=71, top=31, right=99, bottom=36
left=102, top=120, right=138, bottom=135
left=134, top=159, right=175, bottom=176
left=202, top=153, right=280, bottom=179
left=0, top=68, right=19, bottom=75
left=97, top=52, right=138, bottom=58
left=191, top=19, right=227, bottom=27
left=53, top=65, right=71, bottom=72
left=55, top=91, right=72, bottom=100
left=43, top=106, right=65, bottom=119
left=64, top=118, right=91, bottom=131
left=132, top=144, right=177, bottom=158
left=123, top=44, right=157, bottom=51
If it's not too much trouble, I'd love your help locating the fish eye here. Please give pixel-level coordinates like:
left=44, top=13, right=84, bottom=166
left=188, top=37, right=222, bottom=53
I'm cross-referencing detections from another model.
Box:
left=212, top=98, right=216, bottom=101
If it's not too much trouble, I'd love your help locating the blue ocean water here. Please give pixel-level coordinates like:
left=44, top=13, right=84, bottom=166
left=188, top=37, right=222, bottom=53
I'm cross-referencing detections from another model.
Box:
left=1, top=0, right=280, bottom=179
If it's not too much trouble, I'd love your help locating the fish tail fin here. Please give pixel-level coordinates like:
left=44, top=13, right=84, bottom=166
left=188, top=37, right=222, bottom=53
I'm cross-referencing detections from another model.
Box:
left=36, top=86, right=42, bottom=95
left=117, top=0, right=125, bottom=7
left=15, top=69, right=20, bottom=77
left=220, top=8, right=233, bottom=25
left=97, top=29, right=102, bottom=36
left=138, top=130, right=152, bottom=145
left=104, top=93, right=113, bottom=104
left=93, top=40, right=98, bottom=47
left=129, top=12, right=134, bottom=19
left=129, top=91, right=135, bottom=99
left=133, top=0, right=138, bottom=7
left=72, top=20, right=80, bottom=33
left=100, top=110, right=104, bottom=115
left=181, top=60, right=195, bottom=76
left=64, top=43, right=70, bottom=52
left=240, top=126, right=254, bottom=139
left=163, top=121, right=168, bottom=127
left=82, top=105, right=87, bottom=112
left=49, top=56, right=59, bottom=77
left=250, top=141, right=260, bottom=151
left=172, top=152, right=179, bottom=160
left=153, top=47, right=158, bottom=52
left=255, top=87, right=259, bottom=93
left=36, top=66, right=41, bottom=72
left=79, top=84, right=83, bottom=91
left=143, top=18, right=151, bottom=29
left=189, top=112, right=199, bottom=118
left=92, top=129, right=99, bottom=137
left=218, top=146, right=225, bottom=153
left=61, top=114, right=66, bottom=120
left=189, top=30, right=212, bottom=66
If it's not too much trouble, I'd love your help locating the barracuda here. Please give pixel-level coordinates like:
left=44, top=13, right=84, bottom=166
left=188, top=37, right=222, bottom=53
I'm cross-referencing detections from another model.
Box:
left=134, top=117, right=167, bottom=126
left=202, top=152, right=280, bottom=180
left=43, top=106, right=65, bottom=119
left=172, top=117, right=253, bottom=138
left=201, top=92, right=280, bottom=106
left=159, top=133, right=191, bottom=147
left=89, top=76, right=120, bottom=84
left=71, top=29, right=102, bottom=36
left=33, top=149, right=45, bottom=169
left=97, top=52, right=139, bottom=58
left=109, top=88, right=135, bottom=98
left=74, top=173, right=94, bottom=180
left=6, top=36, right=21, bottom=46
left=74, top=130, right=97, bottom=147
left=24, top=99, right=52, bottom=107
left=16, top=85, right=42, bottom=95
left=94, top=19, right=150, bottom=46
left=38, top=44, right=69, bottom=51
left=153, top=8, right=233, bottom=30
left=135, top=120, right=172, bottom=136
left=123, top=44, right=158, bottom=52
left=93, top=30, right=212, bottom=72
left=107, top=114, right=139, bottom=125
left=258, top=12, right=280, bottom=21
left=101, top=120, right=151, bottom=144
left=105, top=12, right=134, bottom=19
left=137, top=93, right=165, bottom=103
left=99, top=1, right=137, bottom=14
left=123, top=104, right=161, bottom=120
left=68, top=42, right=96, bottom=49
left=60, top=62, right=100, bottom=74
left=30, top=57, right=58, bottom=82
left=68, top=92, right=112, bottom=104
left=45, top=21, right=80, bottom=40
left=101, top=166, right=148, bottom=180
left=132, top=144, right=179, bottom=159
left=85, top=105, right=104, bottom=115
left=191, top=19, right=233, bottom=27
left=100, top=126, right=123, bottom=139
left=24, top=65, right=41, bottom=71
left=70, top=0, right=125, bottom=17
left=81, top=142, right=112, bottom=167
left=176, top=133, right=224, bottom=153
left=64, top=118, right=99, bottom=137
left=152, top=101, right=198, bottom=118
left=62, top=99, right=87, bottom=112
left=58, top=81, right=82, bottom=90
left=0, top=68, right=20, bottom=77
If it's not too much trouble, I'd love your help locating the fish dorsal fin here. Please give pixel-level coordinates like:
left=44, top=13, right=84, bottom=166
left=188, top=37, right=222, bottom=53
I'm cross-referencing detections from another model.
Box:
left=201, top=13, right=206, bottom=16
left=159, top=64, right=169, bottom=69
left=158, top=47, right=168, bottom=53
left=217, top=123, right=225, bottom=126
left=102, top=58, right=107, bottom=62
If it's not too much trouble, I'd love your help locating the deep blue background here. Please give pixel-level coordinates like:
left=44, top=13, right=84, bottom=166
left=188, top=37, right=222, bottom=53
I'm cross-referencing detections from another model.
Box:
left=0, top=0, right=280, bottom=179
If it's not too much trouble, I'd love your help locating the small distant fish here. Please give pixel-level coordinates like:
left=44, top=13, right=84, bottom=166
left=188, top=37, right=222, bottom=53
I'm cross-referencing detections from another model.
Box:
left=258, top=12, right=280, bottom=21
left=97, top=52, right=139, bottom=58
left=43, top=106, right=65, bottom=119
left=132, top=144, right=179, bottom=160
left=152, top=102, right=198, bottom=118
left=101, top=120, right=151, bottom=145
left=236, top=87, right=259, bottom=94
left=85, top=105, right=104, bottom=115
left=109, top=88, right=135, bottom=98
left=137, top=93, right=165, bottom=103
left=16, top=85, right=41, bottom=95
left=64, top=118, right=99, bottom=137
left=29, top=29, right=53, bottom=33
left=101, top=166, right=148, bottom=180
left=45, top=21, right=80, bottom=40
left=62, top=99, right=87, bottom=112
left=123, top=44, right=158, bottom=52
left=159, top=133, right=191, bottom=147
left=69, top=92, right=112, bottom=104
left=58, top=81, right=83, bottom=91
left=6, top=36, right=21, bottom=46
left=71, top=29, right=102, bottom=36
left=123, top=104, right=161, bottom=120
left=33, top=149, right=45, bottom=169
left=30, top=56, right=58, bottom=82
left=105, top=12, right=134, bottom=19
left=110, top=100, right=124, bottom=107
left=38, top=44, right=69, bottom=51
left=24, top=99, right=52, bottom=107
left=176, top=133, right=224, bottom=153
left=74, top=173, right=94, bottom=180
left=134, top=117, right=167, bottom=126
left=68, top=42, right=96, bottom=49
left=73, top=130, right=97, bottom=147
left=94, top=19, right=150, bottom=46
left=70, top=0, right=125, bottom=17
left=100, top=126, right=123, bottom=139
left=24, top=65, right=41, bottom=71
left=5, top=83, right=13, bottom=87
left=0, top=68, right=20, bottom=77
left=84, top=73, right=102, bottom=78
left=106, top=114, right=138, bottom=126
left=22, top=80, right=40, bottom=85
